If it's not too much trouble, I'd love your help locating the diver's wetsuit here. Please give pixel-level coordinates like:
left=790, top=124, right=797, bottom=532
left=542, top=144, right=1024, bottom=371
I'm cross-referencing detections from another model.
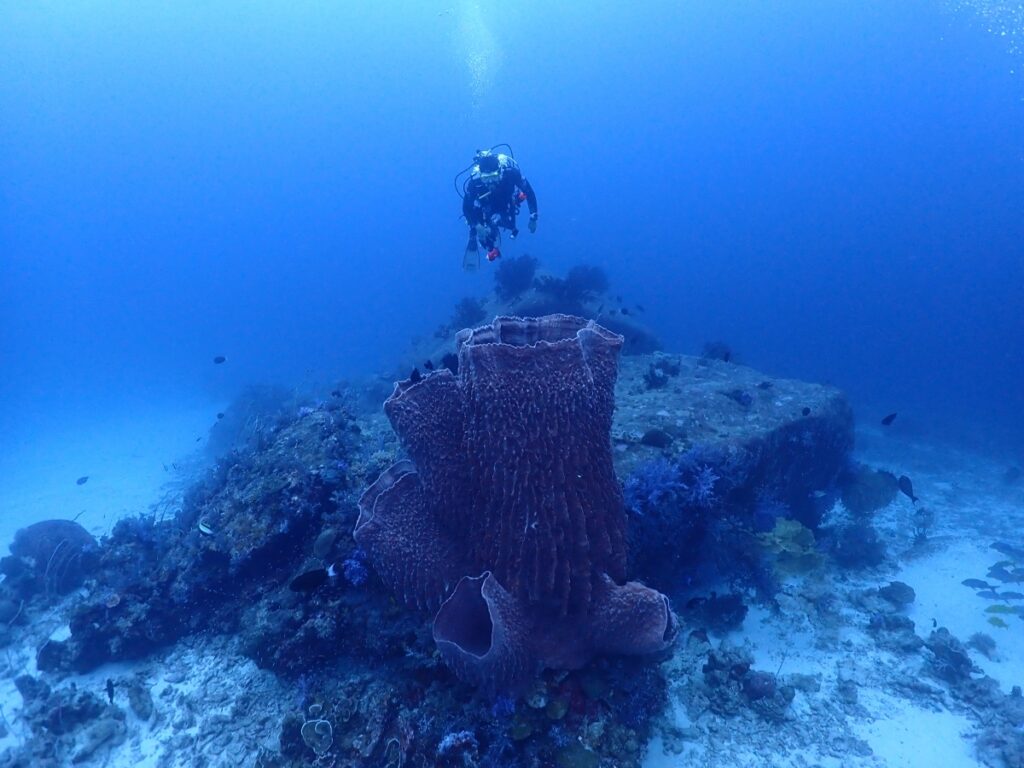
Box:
left=463, top=160, right=538, bottom=251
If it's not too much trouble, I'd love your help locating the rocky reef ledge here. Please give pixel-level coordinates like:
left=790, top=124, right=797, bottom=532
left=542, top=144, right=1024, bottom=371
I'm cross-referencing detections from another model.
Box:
left=0, top=318, right=859, bottom=768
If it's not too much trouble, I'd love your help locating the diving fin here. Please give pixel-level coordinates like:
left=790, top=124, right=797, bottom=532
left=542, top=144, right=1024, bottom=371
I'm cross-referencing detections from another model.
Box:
left=463, top=244, right=480, bottom=272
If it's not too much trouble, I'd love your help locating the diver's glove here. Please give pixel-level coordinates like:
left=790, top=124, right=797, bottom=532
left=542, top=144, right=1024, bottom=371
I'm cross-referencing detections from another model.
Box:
left=528, top=213, right=538, bottom=233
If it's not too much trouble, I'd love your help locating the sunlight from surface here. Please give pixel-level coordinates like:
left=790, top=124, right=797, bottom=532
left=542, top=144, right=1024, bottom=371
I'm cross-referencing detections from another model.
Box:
left=456, top=0, right=502, bottom=111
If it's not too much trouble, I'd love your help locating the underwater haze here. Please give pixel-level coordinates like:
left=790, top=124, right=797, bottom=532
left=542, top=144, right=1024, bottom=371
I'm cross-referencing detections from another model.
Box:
left=2, top=3, right=1024, bottom=766
left=2, top=0, right=1022, bottom=450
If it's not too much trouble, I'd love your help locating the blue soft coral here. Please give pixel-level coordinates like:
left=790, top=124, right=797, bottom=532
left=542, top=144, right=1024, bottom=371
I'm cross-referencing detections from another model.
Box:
left=623, top=458, right=684, bottom=515
left=682, top=464, right=719, bottom=509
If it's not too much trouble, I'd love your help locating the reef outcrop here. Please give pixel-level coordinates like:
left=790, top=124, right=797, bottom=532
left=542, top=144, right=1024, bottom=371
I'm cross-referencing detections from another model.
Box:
left=355, top=315, right=676, bottom=690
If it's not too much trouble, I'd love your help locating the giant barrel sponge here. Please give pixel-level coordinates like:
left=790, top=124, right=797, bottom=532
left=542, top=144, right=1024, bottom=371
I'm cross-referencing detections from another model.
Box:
left=355, top=315, right=677, bottom=690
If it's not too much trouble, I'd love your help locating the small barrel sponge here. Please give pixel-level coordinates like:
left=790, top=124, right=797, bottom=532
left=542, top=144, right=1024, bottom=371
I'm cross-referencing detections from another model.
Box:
left=432, top=573, right=533, bottom=691
left=356, top=315, right=676, bottom=689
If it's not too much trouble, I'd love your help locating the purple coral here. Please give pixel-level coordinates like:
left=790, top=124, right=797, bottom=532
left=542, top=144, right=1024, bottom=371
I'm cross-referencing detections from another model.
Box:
left=355, top=315, right=676, bottom=690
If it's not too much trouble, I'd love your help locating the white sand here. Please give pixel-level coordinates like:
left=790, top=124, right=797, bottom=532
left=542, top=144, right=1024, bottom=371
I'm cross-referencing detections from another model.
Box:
left=644, top=433, right=1024, bottom=768
left=853, top=689, right=977, bottom=768
left=0, top=403, right=219, bottom=546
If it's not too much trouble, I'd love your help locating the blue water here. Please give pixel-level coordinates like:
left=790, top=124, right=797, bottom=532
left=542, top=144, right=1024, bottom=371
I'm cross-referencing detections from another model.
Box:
left=2, top=0, right=1022, bottom=452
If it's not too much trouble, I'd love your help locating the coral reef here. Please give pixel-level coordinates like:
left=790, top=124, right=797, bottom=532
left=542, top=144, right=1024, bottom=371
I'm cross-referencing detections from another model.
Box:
left=494, top=254, right=539, bottom=301
left=4, top=674, right=126, bottom=766
left=838, top=464, right=899, bottom=516
left=0, top=304, right=879, bottom=768
left=0, top=520, right=98, bottom=599
left=451, top=296, right=487, bottom=329
left=356, top=315, right=677, bottom=690
left=36, top=401, right=369, bottom=674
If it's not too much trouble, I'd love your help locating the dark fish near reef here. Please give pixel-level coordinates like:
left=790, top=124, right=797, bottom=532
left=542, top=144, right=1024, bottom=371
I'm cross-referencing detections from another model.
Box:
left=409, top=368, right=422, bottom=383
left=75, top=476, right=89, bottom=486
left=881, top=413, right=898, bottom=426
left=991, top=541, right=1024, bottom=561
left=802, top=407, right=811, bottom=416
left=621, top=307, right=631, bottom=316
left=330, top=390, right=342, bottom=398
left=898, top=475, right=918, bottom=503
left=424, top=360, right=434, bottom=371
left=289, top=564, right=336, bottom=593
left=216, top=413, right=224, bottom=419
left=105, top=679, right=115, bottom=704
left=989, top=565, right=1016, bottom=583
left=962, top=579, right=991, bottom=590
left=312, top=527, right=339, bottom=560
left=212, top=355, right=226, bottom=364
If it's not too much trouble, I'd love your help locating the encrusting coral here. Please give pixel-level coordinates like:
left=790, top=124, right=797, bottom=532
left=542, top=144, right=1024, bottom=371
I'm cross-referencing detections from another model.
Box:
left=355, top=315, right=677, bottom=691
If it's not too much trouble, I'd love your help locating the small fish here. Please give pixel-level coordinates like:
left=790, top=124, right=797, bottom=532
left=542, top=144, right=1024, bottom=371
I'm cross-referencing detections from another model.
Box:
left=621, top=307, right=631, bottom=316
left=216, top=412, right=224, bottom=419
left=977, top=590, right=1003, bottom=600
left=198, top=520, right=215, bottom=536
left=988, top=565, right=1016, bottom=583
left=999, top=591, right=1024, bottom=600
left=801, top=407, right=811, bottom=416
left=757, top=381, right=772, bottom=390
left=289, top=564, right=337, bottom=593
left=881, top=412, right=897, bottom=426
left=312, top=528, right=339, bottom=560
left=105, top=679, right=115, bottom=705
left=898, top=475, right=918, bottom=503
left=615, top=295, right=623, bottom=303
left=330, top=390, right=342, bottom=398
left=195, top=436, right=202, bottom=442
left=410, top=367, right=422, bottom=383
left=810, top=490, right=828, bottom=499
left=635, top=304, right=645, bottom=312
left=424, top=360, right=434, bottom=371
left=76, top=476, right=89, bottom=486
left=212, top=355, right=226, bottom=364
left=988, top=616, right=1009, bottom=629
left=961, top=578, right=991, bottom=590
left=985, top=604, right=1019, bottom=615
left=992, top=541, right=1024, bottom=560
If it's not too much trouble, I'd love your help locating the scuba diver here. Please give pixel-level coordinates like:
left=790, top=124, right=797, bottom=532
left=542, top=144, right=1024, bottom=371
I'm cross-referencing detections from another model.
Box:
left=457, top=146, right=538, bottom=268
